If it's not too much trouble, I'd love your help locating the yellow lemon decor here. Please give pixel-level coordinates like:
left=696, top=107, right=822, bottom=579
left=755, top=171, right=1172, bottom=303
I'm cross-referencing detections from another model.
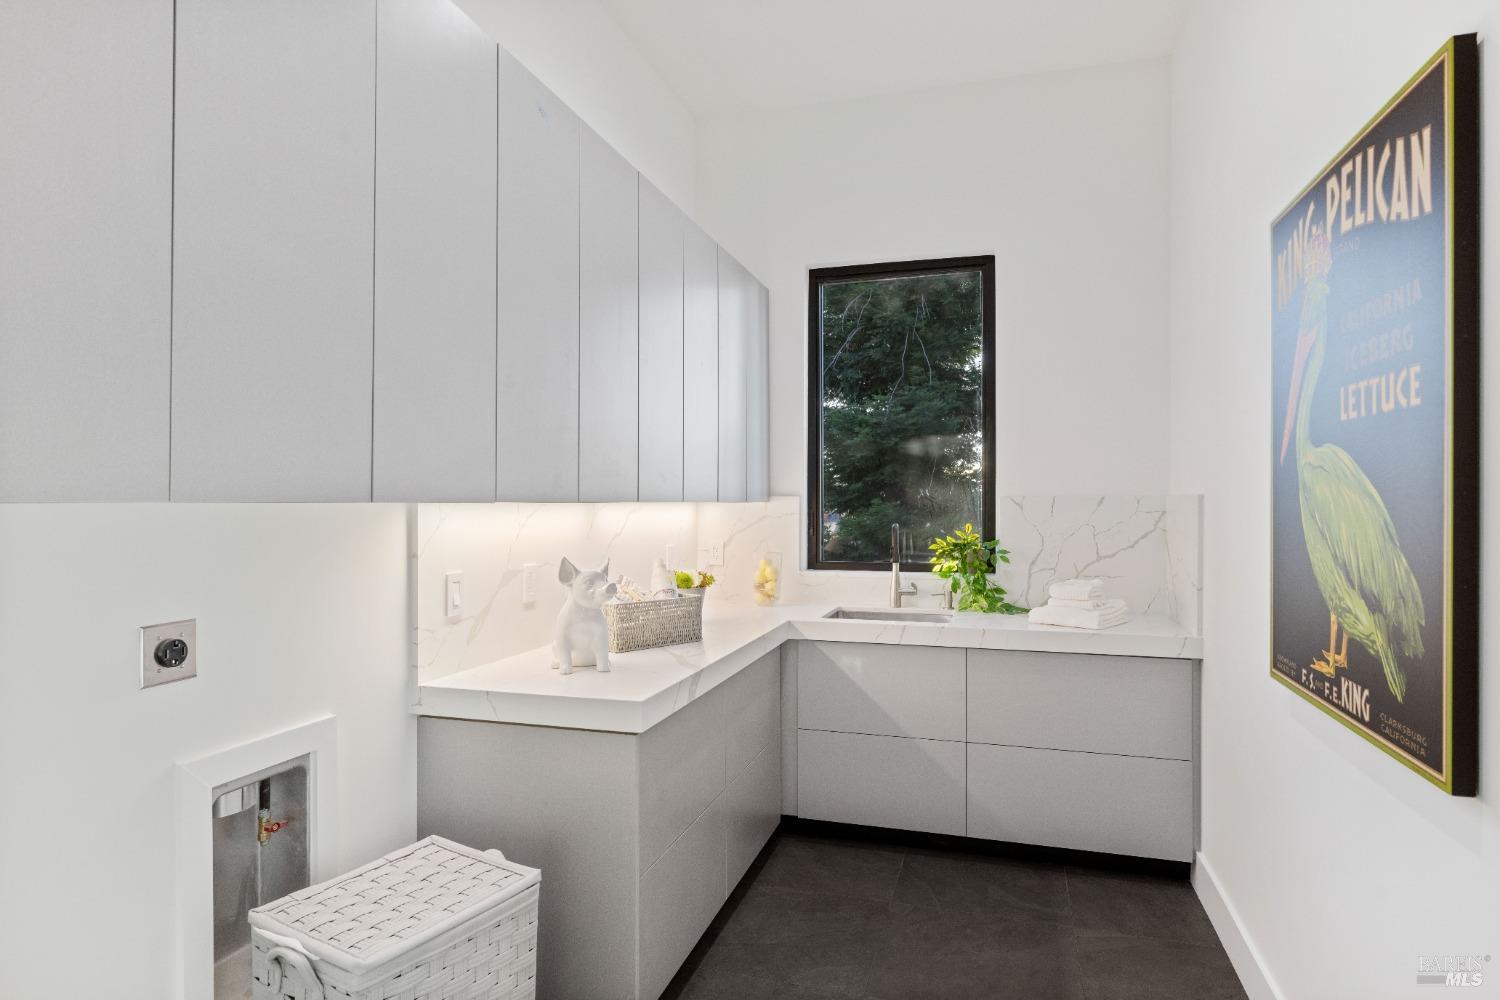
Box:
left=753, top=553, right=782, bottom=606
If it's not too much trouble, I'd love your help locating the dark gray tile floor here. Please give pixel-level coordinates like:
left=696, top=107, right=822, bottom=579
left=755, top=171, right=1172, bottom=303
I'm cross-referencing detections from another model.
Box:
left=662, top=829, right=1248, bottom=1000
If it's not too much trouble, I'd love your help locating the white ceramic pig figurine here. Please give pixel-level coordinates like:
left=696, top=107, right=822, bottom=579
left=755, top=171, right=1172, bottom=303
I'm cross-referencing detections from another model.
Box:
left=552, top=557, right=618, bottom=675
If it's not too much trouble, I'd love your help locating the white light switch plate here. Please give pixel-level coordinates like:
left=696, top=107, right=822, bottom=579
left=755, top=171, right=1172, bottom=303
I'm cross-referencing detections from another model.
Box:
left=141, top=619, right=197, bottom=689
left=522, top=563, right=539, bottom=605
left=445, top=572, right=464, bottom=618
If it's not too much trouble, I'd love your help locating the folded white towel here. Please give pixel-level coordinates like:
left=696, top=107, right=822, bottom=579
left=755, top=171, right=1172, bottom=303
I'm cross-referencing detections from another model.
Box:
left=1046, top=597, right=1107, bottom=610
left=1028, top=598, right=1128, bottom=630
left=1048, top=577, right=1105, bottom=602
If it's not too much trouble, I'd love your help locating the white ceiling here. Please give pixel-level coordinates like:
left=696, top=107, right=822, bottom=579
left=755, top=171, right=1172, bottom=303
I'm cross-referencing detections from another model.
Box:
left=599, top=0, right=1194, bottom=116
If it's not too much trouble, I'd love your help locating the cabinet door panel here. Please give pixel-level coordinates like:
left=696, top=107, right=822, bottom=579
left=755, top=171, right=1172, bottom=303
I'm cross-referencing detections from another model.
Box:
left=578, top=128, right=639, bottom=501
left=967, top=650, right=1192, bottom=760
left=967, top=743, right=1193, bottom=861
left=496, top=48, right=579, bottom=501
left=638, top=796, right=727, bottom=1000
left=637, top=178, right=684, bottom=501
left=723, top=650, right=780, bottom=778
left=727, top=740, right=780, bottom=889
left=716, top=249, right=749, bottom=501
left=798, top=642, right=965, bottom=740
left=374, top=0, right=496, bottom=501
left=172, top=0, right=376, bottom=500
left=798, top=729, right=965, bottom=836
left=0, top=0, right=172, bottom=500
left=683, top=224, right=719, bottom=500
left=746, top=279, right=770, bottom=501
left=638, top=691, right=726, bottom=872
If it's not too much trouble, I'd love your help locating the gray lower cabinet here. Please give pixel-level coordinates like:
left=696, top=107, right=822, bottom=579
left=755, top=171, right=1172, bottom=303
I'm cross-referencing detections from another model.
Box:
left=171, top=0, right=376, bottom=501
left=418, top=650, right=781, bottom=1000
left=798, top=729, right=966, bottom=836
left=794, top=641, right=1197, bottom=862
left=967, top=744, right=1194, bottom=861
left=967, top=648, right=1192, bottom=759
left=373, top=0, right=497, bottom=501
left=798, top=641, right=965, bottom=740
left=727, top=740, right=781, bottom=887
left=638, top=798, right=727, bottom=1000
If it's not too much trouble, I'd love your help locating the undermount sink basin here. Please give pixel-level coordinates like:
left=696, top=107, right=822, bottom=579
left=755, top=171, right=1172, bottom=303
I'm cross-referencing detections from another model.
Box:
left=822, top=607, right=954, bottom=624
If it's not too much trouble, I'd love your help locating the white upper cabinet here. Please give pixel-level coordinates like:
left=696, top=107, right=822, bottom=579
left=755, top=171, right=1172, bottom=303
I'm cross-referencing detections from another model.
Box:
left=637, top=178, right=686, bottom=502
left=496, top=49, right=580, bottom=502
left=683, top=223, right=720, bottom=502
left=171, top=0, right=376, bottom=501
left=746, top=278, right=770, bottom=501
left=0, top=0, right=173, bottom=501
left=717, top=249, right=751, bottom=502
left=373, top=0, right=497, bottom=501
left=578, top=128, right=640, bottom=502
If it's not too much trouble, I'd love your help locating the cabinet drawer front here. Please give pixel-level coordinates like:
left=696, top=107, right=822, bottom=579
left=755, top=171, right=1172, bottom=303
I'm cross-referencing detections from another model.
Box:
left=798, top=730, right=965, bottom=836
left=799, top=642, right=965, bottom=740
left=966, top=744, right=1193, bottom=862
left=967, top=650, right=1192, bottom=760
left=639, top=694, right=726, bottom=870
left=639, top=795, right=727, bottom=1000
left=722, top=651, right=781, bottom=778
left=727, top=740, right=780, bottom=890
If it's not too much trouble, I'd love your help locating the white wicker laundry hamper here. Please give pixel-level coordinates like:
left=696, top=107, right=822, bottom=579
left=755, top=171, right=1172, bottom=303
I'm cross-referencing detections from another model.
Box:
left=248, top=836, right=540, bottom=1000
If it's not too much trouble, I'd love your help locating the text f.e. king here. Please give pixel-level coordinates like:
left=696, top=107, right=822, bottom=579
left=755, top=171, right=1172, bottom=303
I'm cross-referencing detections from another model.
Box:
left=1275, top=123, right=1435, bottom=312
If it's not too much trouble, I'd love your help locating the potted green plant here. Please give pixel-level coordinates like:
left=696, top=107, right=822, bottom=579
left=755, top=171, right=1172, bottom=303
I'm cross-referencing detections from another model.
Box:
left=673, top=569, right=717, bottom=598
left=928, top=523, right=1026, bottom=614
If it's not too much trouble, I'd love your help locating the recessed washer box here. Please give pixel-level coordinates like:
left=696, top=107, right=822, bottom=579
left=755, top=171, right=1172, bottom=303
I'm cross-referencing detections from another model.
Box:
left=140, top=618, right=197, bottom=689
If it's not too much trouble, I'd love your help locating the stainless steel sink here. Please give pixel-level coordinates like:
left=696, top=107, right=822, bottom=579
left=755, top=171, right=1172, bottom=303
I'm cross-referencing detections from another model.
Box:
left=822, top=607, right=953, bottom=624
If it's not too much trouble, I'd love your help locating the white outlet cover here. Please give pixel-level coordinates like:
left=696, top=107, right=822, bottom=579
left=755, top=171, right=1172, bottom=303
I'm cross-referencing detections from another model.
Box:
left=141, top=619, right=197, bottom=689
left=709, top=543, right=725, bottom=565
left=522, top=562, right=540, bottom=605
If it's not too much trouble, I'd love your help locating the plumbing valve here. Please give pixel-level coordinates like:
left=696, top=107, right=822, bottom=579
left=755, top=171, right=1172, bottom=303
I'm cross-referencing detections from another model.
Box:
left=257, top=816, right=290, bottom=844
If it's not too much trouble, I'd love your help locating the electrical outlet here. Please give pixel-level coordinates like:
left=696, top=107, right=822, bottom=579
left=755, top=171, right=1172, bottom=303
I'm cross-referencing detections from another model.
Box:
left=522, top=563, right=539, bottom=605
left=445, top=572, right=464, bottom=618
left=664, top=544, right=676, bottom=569
left=141, top=619, right=197, bottom=689
left=709, top=543, right=724, bottom=566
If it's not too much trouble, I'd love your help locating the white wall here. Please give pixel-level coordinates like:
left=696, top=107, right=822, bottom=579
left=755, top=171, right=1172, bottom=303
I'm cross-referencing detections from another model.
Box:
left=1169, top=4, right=1500, bottom=998
left=452, top=0, right=698, bottom=211
left=0, top=505, right=414, bottom=1000
left=696, top=58, right=1172, bottom=501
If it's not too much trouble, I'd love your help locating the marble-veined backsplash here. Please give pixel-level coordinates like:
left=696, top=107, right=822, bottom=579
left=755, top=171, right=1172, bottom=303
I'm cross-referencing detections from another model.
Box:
left=700, top=495, right=1201, bottom=631
left=414, top=493, right=1202, bottom=682
left=413, top=502, right=699, bottom=682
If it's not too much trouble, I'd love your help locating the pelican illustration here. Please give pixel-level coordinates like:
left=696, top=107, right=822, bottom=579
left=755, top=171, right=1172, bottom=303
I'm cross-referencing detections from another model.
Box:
left=1279, top=229, right=1425, bottom=702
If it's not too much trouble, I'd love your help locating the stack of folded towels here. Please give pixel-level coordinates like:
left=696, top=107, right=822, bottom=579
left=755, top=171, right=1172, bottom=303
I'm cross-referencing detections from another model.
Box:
left=1027, top=577, right=1129, bottom=630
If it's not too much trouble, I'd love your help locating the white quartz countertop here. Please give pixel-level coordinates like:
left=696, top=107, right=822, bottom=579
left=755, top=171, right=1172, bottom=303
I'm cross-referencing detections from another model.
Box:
left=414, top=603, right=1203, bottom=734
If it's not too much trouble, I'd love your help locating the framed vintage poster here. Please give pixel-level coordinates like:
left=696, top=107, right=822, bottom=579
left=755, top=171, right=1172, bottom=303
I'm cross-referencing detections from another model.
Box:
left=1270, top=35, right=1479, bottom=795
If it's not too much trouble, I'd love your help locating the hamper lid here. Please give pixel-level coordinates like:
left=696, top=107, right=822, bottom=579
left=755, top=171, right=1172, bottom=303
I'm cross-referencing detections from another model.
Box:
left=248, top=835, right=540, bottom=978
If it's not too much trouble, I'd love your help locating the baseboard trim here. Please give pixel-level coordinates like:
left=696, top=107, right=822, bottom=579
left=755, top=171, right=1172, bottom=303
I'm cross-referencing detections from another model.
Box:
left=1192, top=852, right=1285, bottom=1000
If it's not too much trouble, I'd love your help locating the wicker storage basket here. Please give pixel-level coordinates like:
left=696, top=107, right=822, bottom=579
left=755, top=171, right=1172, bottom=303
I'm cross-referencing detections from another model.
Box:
left=602, top=594, right=704, bottom=653
left=248, top=836, right=540, bottom=1000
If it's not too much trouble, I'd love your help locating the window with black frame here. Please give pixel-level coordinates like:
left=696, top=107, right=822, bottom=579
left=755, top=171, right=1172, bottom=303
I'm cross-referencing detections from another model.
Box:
left=807, top=257, right=995, bottom=571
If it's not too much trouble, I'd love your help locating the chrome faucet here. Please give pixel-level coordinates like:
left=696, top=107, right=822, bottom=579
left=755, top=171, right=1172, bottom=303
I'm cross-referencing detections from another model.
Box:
left=890, top=523, right=918, bottom=608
